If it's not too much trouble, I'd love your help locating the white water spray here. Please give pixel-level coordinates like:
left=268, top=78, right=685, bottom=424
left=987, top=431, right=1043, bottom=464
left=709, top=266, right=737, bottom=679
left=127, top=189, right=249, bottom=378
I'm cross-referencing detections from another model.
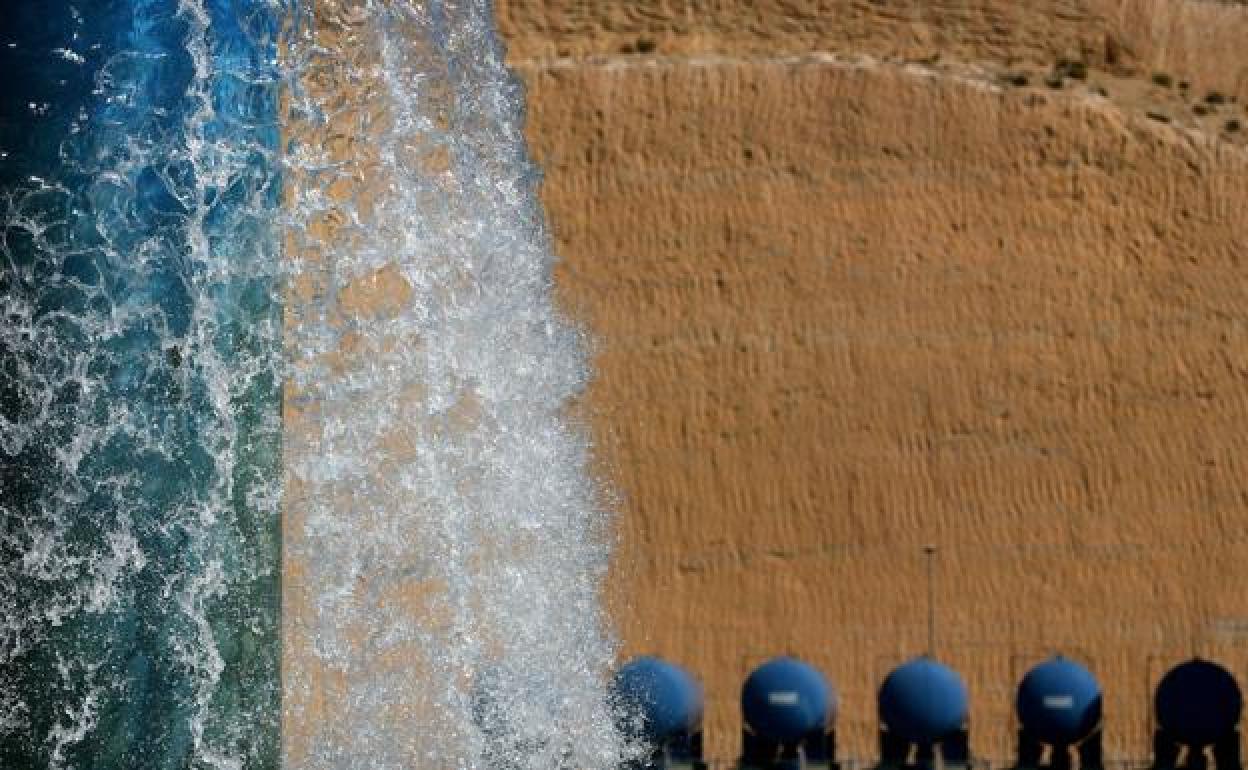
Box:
left=281, top=2, right=626, bottom=767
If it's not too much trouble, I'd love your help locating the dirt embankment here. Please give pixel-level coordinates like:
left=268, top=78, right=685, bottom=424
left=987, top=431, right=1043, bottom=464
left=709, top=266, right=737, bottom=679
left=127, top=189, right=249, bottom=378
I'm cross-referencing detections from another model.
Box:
left=496, top=1, right=1248, bottom=761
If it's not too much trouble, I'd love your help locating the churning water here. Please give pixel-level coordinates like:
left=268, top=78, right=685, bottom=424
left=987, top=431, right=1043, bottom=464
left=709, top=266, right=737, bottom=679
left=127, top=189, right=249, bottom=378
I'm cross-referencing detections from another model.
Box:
left=281, top=1, right=624, bottom=768
left=0, top=1, right=284, bottom=767
left=1, top=1, right=624, bottom=768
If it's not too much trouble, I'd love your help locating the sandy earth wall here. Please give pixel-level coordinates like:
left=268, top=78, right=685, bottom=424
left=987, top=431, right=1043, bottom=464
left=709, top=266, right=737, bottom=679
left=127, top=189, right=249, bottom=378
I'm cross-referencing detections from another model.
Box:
left=496, top=1, right=1248, bottom=762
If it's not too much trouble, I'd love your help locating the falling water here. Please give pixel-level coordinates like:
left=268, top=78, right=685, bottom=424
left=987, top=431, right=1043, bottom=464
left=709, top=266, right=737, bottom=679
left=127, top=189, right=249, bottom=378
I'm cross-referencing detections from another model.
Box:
left=0, top=1, right=285, bottom=768
left=281, top=1, right=626, bottom=767
left=2, top=0, right=624, bottom=766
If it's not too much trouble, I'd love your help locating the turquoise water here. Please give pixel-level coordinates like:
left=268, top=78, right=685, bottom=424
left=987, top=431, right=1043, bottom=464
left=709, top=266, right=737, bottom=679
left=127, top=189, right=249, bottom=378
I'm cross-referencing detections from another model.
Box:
left=0, top=2, right=284, bottom=767
left=1, top=1, right=629, bottom=767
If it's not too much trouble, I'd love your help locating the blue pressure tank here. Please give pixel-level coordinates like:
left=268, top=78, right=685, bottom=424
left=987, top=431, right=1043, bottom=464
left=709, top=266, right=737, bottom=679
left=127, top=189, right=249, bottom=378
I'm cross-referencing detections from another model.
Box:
left=1016, top=656, right=1103, bottom=745
left=1155, top=659, right=1243, bottom=747
left=741, top=657, right=836, bottom=742
left=879, top=657, right=970, bottom=744
left=613, top=657, right=704, bottom=743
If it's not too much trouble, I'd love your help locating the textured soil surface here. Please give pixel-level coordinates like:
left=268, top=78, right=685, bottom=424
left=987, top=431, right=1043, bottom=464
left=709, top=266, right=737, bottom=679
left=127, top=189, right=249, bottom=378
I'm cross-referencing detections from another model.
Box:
left=496, top=0, right=1248, bottom=761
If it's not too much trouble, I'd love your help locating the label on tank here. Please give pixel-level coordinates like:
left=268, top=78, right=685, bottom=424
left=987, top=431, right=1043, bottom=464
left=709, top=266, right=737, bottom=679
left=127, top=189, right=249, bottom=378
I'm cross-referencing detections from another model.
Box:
left=1044, top=695, right=1075, bottom=709
left=769, top=692, right=800, bottom=705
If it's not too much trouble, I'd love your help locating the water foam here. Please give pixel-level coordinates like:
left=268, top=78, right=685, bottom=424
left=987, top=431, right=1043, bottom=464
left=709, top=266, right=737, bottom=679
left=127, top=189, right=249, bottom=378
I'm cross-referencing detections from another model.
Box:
left=281, top=1, right=627, bottom=767
left=2, top=1, right=627, bottom=765
left=0, top=2, right=284, bottom=765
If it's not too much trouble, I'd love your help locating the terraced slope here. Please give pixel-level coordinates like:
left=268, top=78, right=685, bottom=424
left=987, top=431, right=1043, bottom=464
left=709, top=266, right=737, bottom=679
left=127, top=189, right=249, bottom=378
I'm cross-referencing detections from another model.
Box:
left=498, top=1, right=1248, bottom=760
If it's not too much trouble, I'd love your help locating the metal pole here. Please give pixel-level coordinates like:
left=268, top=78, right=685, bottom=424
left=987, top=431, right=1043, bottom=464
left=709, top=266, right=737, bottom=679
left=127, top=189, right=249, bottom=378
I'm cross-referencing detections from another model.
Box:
left=924, top=545, right=937, bottom=657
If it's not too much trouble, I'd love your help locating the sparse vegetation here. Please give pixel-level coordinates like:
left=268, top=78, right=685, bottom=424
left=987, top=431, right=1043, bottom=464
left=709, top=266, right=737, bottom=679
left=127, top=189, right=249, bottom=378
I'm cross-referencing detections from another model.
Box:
left=1151, top=72, right=1174, bottom=88
left=1001, top=72, right=1029, bottom=87
left=1227, top=119, right=1242, bottom=133
left=1045, top=73, right=1064, bottom=89
left=1194, top=104, right=1210, bottom=116
left=1146, top=111, right=1171, bottom=123
left=1206, top=91, right=1228, bottom=105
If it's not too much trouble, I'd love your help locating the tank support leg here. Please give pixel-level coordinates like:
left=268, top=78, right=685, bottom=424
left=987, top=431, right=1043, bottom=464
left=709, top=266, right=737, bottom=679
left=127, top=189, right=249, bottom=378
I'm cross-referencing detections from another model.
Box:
left=1153, top=730, right=1181, bottom=770
left=1213, top=731, right=1241, bottom=770
left=1016, top=729, right=1043, bottom=770
left=1050, top=744, right=1072, bottom=770
left=943, top=729, right=971, bottom=766
left=1078, top=729, right=1104, bottom=770
left=879, top=730, right=907, bottom=769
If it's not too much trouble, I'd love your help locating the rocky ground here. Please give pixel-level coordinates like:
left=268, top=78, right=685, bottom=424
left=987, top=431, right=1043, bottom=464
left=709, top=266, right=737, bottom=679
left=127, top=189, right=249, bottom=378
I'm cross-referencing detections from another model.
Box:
left=497, top=0, right=1248, bottom=760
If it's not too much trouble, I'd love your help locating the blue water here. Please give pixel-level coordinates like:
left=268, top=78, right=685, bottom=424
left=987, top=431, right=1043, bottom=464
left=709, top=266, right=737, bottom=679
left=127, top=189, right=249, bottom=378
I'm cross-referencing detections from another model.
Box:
left=0, top=2, right=284, bottom=767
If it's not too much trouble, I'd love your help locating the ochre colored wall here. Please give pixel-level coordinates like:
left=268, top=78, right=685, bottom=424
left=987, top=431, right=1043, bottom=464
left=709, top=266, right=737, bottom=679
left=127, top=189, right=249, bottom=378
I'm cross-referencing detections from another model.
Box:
left=497, top=1, right=1248, bottom=762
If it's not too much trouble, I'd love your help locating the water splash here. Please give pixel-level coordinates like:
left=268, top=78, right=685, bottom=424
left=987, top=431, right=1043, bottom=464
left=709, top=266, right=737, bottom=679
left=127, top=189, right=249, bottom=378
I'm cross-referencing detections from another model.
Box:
left=1, top=0, right=627, bottom=765
left=281, top=1, right=627, bottom=767
left=0, top=2, right=284, bottom=766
